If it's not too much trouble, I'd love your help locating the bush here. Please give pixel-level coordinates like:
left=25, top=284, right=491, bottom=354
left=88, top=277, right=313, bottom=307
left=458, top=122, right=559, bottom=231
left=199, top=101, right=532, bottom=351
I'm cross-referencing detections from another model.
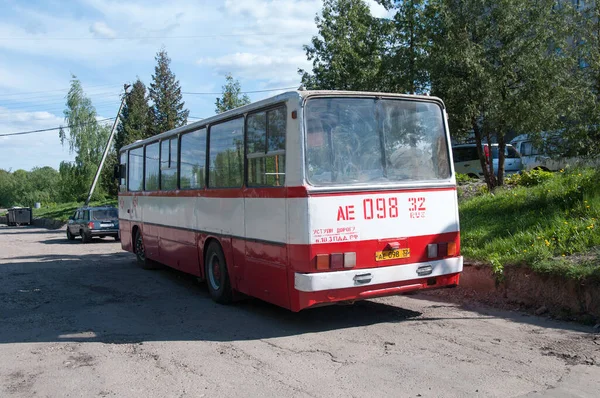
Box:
left=512, top=169, right=555, bottom=187
left=456, top=173, right=477, bottom=185
left=459, top=167, right=599, bottom=280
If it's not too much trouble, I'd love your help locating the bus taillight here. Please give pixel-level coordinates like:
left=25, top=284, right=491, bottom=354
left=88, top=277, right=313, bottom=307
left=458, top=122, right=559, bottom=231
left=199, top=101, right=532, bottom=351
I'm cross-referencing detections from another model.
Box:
left=344, top=252, right=356, bottom=268
left=315, top=252, right=356, bottom=270
left=315, top=254, right=329, bottom=270
left=428, top=242, right=458, bottom=258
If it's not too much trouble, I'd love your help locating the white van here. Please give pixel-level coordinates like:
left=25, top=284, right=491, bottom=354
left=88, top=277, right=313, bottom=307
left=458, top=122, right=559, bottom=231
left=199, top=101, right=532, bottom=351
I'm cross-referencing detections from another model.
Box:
left=452, top=143, right=523, bottom=177
left=510, top=134, right=565, bottom=171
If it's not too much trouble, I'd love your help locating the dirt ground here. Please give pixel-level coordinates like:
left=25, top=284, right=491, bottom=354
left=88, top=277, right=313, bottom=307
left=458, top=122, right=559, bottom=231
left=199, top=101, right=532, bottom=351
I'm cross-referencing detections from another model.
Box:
left=1, top=225, right=599, bottom=398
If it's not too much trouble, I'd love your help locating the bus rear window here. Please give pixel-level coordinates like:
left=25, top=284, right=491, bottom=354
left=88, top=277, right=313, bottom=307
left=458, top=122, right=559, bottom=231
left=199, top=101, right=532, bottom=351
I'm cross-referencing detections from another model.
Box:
left=305, top=98, right=450, bottom=186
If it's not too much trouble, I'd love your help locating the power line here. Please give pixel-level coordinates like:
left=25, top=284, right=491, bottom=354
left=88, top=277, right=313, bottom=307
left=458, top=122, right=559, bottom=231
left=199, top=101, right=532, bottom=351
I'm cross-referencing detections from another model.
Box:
left=0, top=118, right=115, bottom=137
left=0, top=32, right=306, bottom=41
left=0, top=94, right=121, bottom=109
left=183, top=86, right=297, bottom=95
left=0, top=83, right=122, bottom=99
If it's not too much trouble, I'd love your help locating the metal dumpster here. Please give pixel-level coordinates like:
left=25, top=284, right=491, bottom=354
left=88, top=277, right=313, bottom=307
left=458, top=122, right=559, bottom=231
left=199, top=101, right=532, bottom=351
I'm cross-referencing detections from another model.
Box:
left=7, top=207, right=32, bottom=226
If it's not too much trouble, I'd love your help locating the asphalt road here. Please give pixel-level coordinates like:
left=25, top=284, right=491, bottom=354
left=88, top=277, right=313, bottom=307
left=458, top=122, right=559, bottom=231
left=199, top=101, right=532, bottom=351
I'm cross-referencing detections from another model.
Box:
left=0, top=225, right=599, bottom=398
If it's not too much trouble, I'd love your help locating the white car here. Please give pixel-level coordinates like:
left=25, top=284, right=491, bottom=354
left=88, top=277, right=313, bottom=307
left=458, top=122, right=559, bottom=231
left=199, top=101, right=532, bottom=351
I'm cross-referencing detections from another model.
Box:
left=510, top=134, right=565, bottom=171
left=452, top=143, right=523, bottom=177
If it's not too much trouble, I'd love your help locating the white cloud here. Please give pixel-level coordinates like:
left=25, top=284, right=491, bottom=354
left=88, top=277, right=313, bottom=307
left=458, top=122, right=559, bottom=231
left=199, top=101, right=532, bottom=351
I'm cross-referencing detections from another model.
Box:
left=89, top=21, right=117, bottom=39
left=198, top=52, right=309, bottom=88
left=365, top=0, right=392, bottom=19
left=0, top=107, right=74, bottom=171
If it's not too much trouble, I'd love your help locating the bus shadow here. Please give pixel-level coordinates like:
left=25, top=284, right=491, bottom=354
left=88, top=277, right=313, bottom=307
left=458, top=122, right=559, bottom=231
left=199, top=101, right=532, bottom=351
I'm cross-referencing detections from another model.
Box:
left=0, top=252, right=422, bottom=345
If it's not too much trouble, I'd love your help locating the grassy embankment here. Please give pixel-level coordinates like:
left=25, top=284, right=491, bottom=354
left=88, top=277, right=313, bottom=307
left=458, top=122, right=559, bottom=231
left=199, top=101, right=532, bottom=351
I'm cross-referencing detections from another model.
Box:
left=458, top=168, right=600, bottom=280
left=32, top=199, right=117, bottom=222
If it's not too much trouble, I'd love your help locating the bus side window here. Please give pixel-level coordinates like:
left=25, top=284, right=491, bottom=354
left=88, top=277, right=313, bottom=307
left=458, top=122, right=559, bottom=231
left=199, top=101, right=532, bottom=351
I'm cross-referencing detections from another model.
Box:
left=247, top=106, right=286, bottom=187
left=145, top=142, right=160, bottom=191
left=161, top=138, right=178, bottom=190
left=128, top=147, right=144, bottom=192
left=209, top=117, right=244, bottom=188
left=180, top=128, right=207, bottom=189
left=119, top=152, right=127, bottom=192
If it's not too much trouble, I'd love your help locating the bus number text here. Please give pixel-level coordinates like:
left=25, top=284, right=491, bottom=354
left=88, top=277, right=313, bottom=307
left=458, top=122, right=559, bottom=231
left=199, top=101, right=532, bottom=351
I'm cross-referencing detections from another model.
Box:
left=336, top=196, right=427, bottom=221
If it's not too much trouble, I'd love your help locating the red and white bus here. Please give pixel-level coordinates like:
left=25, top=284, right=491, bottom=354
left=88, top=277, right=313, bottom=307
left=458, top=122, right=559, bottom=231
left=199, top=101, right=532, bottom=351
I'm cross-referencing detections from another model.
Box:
left=117, top=90, right=462, bottom=311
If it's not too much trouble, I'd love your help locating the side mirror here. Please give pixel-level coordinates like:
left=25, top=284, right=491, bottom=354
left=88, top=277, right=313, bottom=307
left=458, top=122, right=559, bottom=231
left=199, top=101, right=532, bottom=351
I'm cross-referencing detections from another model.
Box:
left=114, top=164, right=126, bottom=180
left=68, top=216, right=74, bottom=221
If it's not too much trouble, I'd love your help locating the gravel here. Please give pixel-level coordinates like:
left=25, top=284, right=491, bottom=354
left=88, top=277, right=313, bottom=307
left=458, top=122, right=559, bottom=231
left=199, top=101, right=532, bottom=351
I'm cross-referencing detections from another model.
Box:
left=1, top=225, right=599, bottom=397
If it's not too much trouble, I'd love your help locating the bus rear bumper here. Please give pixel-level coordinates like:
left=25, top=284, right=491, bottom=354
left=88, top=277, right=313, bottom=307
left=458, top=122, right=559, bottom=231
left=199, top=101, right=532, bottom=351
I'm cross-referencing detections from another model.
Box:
left=294, top=257, right=463, bottom=293
left=291, top=257, right=462, bottom=311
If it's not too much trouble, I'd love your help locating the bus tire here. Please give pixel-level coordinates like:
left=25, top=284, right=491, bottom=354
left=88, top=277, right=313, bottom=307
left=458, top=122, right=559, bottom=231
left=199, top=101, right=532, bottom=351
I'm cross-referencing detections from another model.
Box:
left=134, top=229, right=159, bottom=270
left=205, top=241, right=233, bottom=304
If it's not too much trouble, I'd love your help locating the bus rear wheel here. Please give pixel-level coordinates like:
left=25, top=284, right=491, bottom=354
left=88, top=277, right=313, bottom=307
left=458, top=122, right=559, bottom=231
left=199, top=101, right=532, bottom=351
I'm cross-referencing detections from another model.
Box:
left=134, top=229, right=159, bottom=270
left=205, top=242, right=233, bottom=304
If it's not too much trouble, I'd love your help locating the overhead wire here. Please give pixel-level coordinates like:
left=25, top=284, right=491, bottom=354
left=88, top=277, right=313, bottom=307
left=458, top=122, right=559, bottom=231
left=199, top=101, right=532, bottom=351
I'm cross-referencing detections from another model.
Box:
left=0, top=32, right=306, bottom=41
left=0, top=118, right=115, bottom=137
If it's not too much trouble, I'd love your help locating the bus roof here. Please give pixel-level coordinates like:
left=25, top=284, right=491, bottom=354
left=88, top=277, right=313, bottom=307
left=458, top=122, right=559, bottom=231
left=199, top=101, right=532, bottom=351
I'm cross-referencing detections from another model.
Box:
left=120, top=90, right=445, bottom=152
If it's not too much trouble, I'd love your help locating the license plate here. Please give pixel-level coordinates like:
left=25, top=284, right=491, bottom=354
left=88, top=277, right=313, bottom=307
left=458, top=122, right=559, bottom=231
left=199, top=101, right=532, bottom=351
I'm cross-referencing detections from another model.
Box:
left=101, top=223, right=114, bottom=228
left=375, top=248, right=410, bottom=262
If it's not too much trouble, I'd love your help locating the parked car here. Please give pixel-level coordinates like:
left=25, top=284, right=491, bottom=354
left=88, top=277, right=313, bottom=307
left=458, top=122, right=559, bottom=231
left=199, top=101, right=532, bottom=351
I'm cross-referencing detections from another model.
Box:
left=66, top=206, right=119, bottom=243
left=452, top=143, right=523, bottom=177
left=510, top=133, right=567, bottom=171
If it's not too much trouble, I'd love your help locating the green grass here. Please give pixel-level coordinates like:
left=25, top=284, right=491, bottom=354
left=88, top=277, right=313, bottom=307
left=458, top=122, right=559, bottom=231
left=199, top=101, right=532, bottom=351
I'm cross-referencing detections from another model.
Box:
left=460, top=167, right=600, bottom=280
left=33, top=199, right=117, bottom=223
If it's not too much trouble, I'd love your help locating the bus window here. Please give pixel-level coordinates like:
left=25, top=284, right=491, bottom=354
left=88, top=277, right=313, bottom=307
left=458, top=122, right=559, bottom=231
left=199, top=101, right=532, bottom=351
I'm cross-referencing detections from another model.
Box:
left=247, top=106, right=286, bottom=186
left=128, top=147, right=144, bottom=192
left=209, top=117, right=244, bottom=188
left=119, top=152, right=127, bottom=191
left=180, top=128, right=207, bottom=189
left=305, top=98, right=450, bottom=185
left=161, top=138, right=178, bottom=190
left=145, top=142, right=160, bottom=191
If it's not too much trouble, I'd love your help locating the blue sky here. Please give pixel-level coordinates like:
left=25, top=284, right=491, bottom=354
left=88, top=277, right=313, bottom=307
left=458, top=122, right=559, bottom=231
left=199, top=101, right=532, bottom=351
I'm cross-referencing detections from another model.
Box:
left=0, top=0, right=388, bottom=171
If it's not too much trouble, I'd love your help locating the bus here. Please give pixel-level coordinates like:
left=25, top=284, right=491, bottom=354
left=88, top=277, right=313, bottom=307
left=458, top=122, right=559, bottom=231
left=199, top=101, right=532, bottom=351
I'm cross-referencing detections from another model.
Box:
left=116, top=90, right=463, bottom=312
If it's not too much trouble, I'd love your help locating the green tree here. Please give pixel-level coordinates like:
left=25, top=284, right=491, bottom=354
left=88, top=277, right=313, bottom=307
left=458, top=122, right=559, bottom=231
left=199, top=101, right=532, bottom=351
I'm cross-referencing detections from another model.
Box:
left=115, top=78, right=151, bottom=154
left=27, top=166, right=60, bottom=205
left=59, top=75, right=110, bottom=200
left=428, top=0, right=577, bottom=188
left=559, top=1, right=600, bottom=157
left=377, top=0, right=430, bottom=94
left=148, top=48, right=189, bottom=135
left=215, top=73, right=251, bottom=113
left=299, top=0, right=388, bottom=90
left=0, top=169, right=16, bottom=207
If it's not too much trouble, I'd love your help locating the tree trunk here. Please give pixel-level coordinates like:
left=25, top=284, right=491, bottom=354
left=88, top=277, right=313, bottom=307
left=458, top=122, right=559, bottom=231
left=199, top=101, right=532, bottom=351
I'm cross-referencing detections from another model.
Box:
left=497, top=133, right=506, bottom=187
left=472, top=118, right=493, bottom=191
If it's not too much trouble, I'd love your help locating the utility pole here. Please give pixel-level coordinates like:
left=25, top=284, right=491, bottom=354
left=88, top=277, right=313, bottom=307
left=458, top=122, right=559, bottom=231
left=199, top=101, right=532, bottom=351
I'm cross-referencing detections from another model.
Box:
left=84, top=84, right=131, bottom=206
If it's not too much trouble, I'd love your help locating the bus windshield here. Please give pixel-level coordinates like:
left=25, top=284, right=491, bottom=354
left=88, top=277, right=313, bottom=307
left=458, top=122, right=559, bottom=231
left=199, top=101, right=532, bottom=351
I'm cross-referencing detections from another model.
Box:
left=305, top=97, right=451, bottom=186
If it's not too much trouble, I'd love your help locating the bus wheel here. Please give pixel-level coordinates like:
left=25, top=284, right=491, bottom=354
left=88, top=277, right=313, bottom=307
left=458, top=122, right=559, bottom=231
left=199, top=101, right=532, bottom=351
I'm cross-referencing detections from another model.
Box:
left=205, top=242, right=233, bottom=304
left=134, top=229, right=158, bottom=270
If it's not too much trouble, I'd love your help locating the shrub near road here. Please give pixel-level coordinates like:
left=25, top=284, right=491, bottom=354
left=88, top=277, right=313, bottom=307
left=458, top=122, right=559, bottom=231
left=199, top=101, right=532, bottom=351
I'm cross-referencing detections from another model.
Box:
left=32, top=200, right=117, bottom=223
left=459, top=168, right=600, bottom=280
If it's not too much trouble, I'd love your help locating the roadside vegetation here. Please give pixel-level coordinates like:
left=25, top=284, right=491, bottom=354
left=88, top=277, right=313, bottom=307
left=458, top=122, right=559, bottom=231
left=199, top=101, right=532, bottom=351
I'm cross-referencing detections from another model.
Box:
left=32, top=200, right=117, bottom=223
left=458, top=168, right=600, bottom=280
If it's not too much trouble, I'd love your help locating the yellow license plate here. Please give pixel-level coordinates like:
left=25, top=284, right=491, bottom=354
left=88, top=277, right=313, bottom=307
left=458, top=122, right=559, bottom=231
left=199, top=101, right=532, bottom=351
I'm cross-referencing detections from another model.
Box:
left=375, top=248, right=411, bottom=261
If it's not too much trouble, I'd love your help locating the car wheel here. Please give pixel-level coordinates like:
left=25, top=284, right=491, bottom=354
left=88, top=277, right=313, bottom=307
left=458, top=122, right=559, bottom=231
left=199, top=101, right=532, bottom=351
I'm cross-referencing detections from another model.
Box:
left=66, top=228, right=75, bottom=241
left=134, top=229, right=159, bottom=270
left=114, top=234, right=120, bottom=241
left=80, top=230, right=92, bottom=243
left=205, top=241, right=233, bottom=304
